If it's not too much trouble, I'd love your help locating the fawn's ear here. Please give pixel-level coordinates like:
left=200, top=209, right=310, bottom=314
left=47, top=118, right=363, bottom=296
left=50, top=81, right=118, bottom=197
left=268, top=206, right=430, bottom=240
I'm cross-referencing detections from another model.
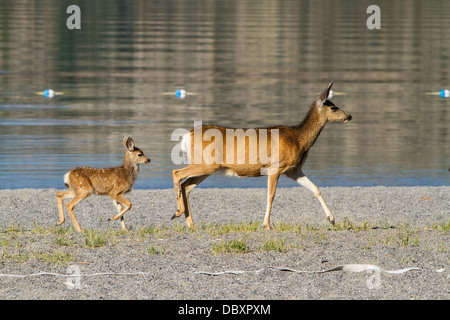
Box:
left=124, top=135, right=135, bottom=151
left=316, top=81, right=333, bottom=106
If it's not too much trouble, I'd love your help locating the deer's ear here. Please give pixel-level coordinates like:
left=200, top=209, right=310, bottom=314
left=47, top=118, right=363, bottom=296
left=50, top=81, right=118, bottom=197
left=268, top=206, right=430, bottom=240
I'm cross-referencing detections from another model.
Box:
left=124, top=135, right=135, bottom=151
left=316, top=81, right=333, bottom=105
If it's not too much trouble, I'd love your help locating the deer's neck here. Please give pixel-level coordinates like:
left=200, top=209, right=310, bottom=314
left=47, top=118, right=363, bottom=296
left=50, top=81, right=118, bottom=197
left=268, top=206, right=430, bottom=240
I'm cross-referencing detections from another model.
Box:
left=122, top=154, right=139, bottom=184
left=295, top=106, right=327, bottom=152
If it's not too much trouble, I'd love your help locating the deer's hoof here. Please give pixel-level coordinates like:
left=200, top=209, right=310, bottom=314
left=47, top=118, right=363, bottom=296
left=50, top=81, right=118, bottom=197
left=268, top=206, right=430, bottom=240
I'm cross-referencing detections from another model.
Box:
left=171, top=210, right=182, bottom=220
left=262, top=222, right=271, bottom=230
left=328, top=216, right=335, bottom=225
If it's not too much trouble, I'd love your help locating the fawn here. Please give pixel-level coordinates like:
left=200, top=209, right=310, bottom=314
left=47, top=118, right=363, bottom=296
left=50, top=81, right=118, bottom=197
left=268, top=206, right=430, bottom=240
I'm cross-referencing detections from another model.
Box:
left=56, top=135, right=150, bottom=232
left=172, top=82, right=352, bottom=229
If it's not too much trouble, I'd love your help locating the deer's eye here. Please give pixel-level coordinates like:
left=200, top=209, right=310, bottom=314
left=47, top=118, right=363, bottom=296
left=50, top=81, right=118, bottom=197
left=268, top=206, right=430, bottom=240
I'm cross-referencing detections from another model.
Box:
left=331, top=106, right=338, bottom=112
left=138, top=154, right=143, bottom=157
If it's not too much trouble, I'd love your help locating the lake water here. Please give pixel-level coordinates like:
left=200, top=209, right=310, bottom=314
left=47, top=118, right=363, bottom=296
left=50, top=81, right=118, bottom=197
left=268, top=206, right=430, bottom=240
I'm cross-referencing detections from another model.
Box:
left=0, top=0, right=449, bottom=190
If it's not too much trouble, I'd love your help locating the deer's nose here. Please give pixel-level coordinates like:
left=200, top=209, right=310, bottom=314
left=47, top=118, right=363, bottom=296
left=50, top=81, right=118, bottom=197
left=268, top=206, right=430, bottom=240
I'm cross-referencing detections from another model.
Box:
left=146, top=158, right=151, bottom=163
left=347, top=114, right=352, bottom=121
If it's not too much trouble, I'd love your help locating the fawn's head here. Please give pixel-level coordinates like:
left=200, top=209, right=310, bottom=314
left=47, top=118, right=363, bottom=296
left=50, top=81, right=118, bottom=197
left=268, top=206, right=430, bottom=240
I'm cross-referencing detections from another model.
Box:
left=123, top=135, right=151, bottom=165
left=314, top=81, right=352, bottom=123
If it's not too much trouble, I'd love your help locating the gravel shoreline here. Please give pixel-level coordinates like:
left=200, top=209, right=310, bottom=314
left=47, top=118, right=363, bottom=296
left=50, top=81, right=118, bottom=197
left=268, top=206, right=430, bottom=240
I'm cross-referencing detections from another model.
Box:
left=0, top=186, right=448, bottom=300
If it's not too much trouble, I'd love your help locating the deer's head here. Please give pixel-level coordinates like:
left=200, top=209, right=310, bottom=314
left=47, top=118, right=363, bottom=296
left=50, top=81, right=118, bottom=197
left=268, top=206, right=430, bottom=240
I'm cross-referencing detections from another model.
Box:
left=124, top=135, right=151, bottom=165
left=314, top=81, right=352, bottom=123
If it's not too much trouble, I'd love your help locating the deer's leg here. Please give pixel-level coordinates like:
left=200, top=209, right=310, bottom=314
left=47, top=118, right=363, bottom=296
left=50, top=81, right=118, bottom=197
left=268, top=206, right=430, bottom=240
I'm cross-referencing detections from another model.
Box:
left=113, top=200, right=127, bottom=231
left=172, top=168, right=191, bottom=216
left=56, top=190, right=74, bottom=226
left=108, top=194, right=132, bottom=228
left=263, top=173, right=280, bottom=230
left=66, top=192, right=90, bottom=233
left=171, top=174, right=210, bottom=228
left=172, top=165, right=218, bottom=223
left=286, top=169, right=335, bottom=225
left=113, top=199, right=123, bottom=212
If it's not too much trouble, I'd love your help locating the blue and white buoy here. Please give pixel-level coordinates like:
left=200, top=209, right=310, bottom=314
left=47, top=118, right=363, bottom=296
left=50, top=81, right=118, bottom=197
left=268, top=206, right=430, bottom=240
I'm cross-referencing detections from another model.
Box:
left=175, top=89, right=187, bottom=99
left=43, top=89, right=55, bottom=98
left=162, top=89, right=197, bottom=99
left=35, top=89, right=63, bottom=98
left=439, top=89, right=450, bottom=98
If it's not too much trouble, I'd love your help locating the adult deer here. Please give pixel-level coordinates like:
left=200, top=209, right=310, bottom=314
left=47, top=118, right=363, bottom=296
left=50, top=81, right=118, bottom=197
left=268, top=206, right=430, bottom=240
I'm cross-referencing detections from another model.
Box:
left=56, top=135, right=150, bottom=232
left=172, top=82, right=352, bottom=229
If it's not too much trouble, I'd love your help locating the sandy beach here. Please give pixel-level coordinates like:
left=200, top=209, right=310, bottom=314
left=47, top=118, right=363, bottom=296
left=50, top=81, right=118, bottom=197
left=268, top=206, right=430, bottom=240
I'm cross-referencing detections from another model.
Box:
left=0, top=186, right=448, bottom=300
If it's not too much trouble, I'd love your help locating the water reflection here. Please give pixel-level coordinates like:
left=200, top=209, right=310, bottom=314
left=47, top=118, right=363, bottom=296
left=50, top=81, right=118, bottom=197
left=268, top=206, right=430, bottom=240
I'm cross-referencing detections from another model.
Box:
left=0, top=0, right=449, bottom=189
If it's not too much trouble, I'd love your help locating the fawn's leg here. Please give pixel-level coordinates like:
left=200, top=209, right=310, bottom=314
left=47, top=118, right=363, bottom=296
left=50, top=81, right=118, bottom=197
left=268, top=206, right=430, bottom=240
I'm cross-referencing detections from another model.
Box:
left=113, top=199, right=127, bottom=231
left=108, top=194, right=132, bottom=226
left=66, top=192, right=90, bottom=233
left=56, top=190, right=74, bottom=226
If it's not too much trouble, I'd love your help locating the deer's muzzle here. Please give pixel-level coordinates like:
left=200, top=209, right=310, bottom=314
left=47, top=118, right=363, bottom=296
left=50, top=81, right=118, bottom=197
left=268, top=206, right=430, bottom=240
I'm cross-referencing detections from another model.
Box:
left=343, top=114, right=352, bottom=122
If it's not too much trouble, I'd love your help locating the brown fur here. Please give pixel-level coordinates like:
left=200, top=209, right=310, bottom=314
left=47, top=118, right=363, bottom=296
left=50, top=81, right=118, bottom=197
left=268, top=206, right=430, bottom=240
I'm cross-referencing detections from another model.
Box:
left=172, top=82, right=352, bottom=229
left=56, top=135, right=150, bottom=232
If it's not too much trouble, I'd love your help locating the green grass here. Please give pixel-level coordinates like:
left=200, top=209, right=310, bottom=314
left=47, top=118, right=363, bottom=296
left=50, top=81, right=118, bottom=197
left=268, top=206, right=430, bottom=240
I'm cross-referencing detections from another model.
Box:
left=0, top=250, right=30, bottom=263
left=211, top=239, right=250, bottom=254
left=50, top=225, right=75, bottom=235
left=397, top=230, right=419, bottom=247
left=258, top=237, right=287, bottom=252
left=136, top=224, right=171, bottom=240
left=0, top=238, right=12, bottom=247
left=205, top=221, right=260, bottom=236
left=431, top=219, right=450, bottom=233
left=0, top=249, right=76, bottom=264
left=272, top=222, right=299, bottom=233
left=382, top=230, right=419, bottom=247
left=0, top=223, right=26, bottom=234
left=83, top=229, right=111, bottom=248
left=33, top=250, right=77, bottom=264
left=147, top=246, right=166, bottom=255
left=211, top=236, right=305, bottom=254
left=0, top=218, right=448, bottom=261
left=53, top=235, right=76, bottom=247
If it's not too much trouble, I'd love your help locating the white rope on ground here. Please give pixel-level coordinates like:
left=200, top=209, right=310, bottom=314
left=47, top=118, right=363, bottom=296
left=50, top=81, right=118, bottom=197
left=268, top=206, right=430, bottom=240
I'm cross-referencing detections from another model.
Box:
left=195, top=264, right=427, bottom=276
left=257, top=264, right=422, bottom=274
left=0, top=265, right=444, bottom=278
